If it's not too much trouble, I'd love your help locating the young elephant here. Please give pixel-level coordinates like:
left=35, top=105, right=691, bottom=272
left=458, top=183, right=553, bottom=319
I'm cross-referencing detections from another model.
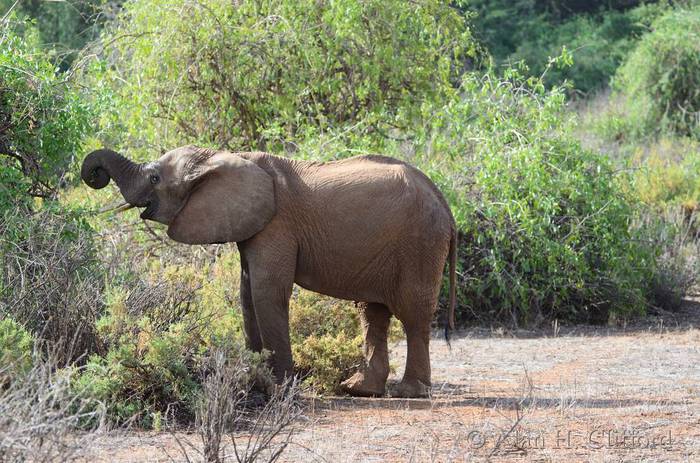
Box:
left=81, top=145, right=457, bottom=397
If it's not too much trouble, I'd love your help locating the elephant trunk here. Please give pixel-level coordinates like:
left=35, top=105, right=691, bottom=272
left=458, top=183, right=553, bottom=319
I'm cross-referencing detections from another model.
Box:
left=81, top=149, right=146, bottom=205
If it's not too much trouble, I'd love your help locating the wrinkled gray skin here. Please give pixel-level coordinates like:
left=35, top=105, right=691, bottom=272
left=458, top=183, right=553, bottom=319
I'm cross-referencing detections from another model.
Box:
left=82, top=145, right=457, bottom=397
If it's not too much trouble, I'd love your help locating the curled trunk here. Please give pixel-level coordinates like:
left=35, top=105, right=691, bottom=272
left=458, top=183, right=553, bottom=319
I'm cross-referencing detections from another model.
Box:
left=80, top=149, right=144, bottom=205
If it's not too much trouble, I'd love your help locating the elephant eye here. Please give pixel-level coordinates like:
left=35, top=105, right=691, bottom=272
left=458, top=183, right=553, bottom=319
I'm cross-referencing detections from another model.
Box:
left=149, top=174, right=160, bottom=185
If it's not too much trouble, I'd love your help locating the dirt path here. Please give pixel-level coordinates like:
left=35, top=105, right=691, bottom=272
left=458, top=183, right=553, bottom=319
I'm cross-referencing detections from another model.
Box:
left=87, top=306, right=700, bottom=462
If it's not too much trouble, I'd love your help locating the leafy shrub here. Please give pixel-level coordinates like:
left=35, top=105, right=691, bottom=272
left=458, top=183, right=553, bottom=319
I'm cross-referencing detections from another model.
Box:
left=289, top=289, right=403, bottom=393
left=0, top=317, right=33, bottom=383
left=614, top=6, right=700, bottom=139
left=77, top=331, right=270, bottom=429
left=289, top=290, right=362, bottom=341
left=89, top=0, right=476, bottom=155
left=292, top=332, right=363, bottom=395
left=289, top=290, right=363, bottom=394
left=0, top=18, right=94, bottom=205
left=75, top=260, right=257, bottom=428
left=418, top=66, right=654, bottom=325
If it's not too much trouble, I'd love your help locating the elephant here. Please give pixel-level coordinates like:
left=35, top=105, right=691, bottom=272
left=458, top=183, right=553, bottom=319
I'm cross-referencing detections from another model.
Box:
left=81, top=145, right=457, bottom=397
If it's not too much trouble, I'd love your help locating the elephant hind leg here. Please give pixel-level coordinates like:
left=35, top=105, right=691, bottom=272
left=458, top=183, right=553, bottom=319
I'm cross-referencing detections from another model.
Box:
left=341, top=302, right=391, bottom=397
left=390, top=298, right=435, bottom=398
left=391, top=321, right=431, bottom=398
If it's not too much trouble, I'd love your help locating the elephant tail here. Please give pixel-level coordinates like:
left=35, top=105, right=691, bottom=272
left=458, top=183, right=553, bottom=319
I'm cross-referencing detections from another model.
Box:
left=445, top=227, right=457, bottom=343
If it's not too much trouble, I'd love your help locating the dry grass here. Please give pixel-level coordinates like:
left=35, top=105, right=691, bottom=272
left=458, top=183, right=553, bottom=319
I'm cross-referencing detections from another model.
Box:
left=0, top=208, right=105, bottom=363
left=0, top=348, right=105, bottom=462
left=164, top=346, right=303, bottom=463
left=641, top=208, right=700, bottom=312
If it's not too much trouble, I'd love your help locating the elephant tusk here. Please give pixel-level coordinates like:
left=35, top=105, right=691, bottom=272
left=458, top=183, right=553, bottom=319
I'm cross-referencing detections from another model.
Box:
left=99, top=202, right=135, bottom=215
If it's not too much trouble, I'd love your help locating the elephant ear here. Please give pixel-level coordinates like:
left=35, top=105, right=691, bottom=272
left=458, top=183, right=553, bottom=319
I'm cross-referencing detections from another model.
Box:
left=167, top=153, right=275, bottom=244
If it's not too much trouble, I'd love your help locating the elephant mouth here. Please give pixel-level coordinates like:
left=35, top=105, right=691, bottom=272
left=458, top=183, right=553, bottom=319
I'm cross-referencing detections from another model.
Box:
left=100, top=199, right=156, bottom=220
left=140, top=199, right=158, bottom=220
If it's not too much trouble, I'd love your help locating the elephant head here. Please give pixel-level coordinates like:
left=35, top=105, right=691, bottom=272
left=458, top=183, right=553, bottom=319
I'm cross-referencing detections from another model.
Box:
left=81, top=145, right=276, bottom=244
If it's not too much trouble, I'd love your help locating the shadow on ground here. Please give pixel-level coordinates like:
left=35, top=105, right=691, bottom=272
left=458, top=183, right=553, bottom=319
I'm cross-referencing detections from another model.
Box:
left=441, top=298, right=700, bottom=341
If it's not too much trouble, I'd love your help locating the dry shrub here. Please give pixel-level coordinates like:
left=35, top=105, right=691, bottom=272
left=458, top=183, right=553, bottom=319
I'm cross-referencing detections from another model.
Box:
left=635, top=208, right=700, bottom=312
left=0, top=348, right=105, bottom=462
left=0, top=207, right=104, bottom=363
left=169, top=345, right=301, bottom=463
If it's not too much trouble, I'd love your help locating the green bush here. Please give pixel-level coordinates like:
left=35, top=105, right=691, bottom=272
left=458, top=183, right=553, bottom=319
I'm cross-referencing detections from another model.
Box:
left=0, top=317, right=33, bottom=383
left=418, top=65, right=654, bottom=325
left=75, top=258, right=254, bottom=428
left=75, top=330, right=269, bottom=428
left=88, top=0, right=476, bottom=156
left=289, top=289, right=404, bottom=393
left=614, top=6, right=700, bottom=139
left=0, top=0, right=106, bottom=69
left=289, top=290, right=363, bottom=394
left=292, top=331, right=363, bottom=395
left=0, top=18, right=94, bottom=206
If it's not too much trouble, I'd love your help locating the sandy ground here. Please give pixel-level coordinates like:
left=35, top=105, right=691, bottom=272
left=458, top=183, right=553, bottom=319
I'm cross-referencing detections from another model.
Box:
left=85, top=304, right=700, bottom=462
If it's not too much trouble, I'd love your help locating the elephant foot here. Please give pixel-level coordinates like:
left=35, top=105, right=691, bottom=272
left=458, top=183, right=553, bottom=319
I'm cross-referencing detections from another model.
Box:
left=340, top=371, right=386, bottom=397
left=389, top=378, right=431, bottom=398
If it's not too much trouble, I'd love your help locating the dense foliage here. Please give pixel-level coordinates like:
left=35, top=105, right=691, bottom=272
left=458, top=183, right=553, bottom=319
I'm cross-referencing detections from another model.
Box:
left=0, top=19, right=93, bottom=206
left=0, top=0, right=109, bottom=68
left=614, top=5, right=700, bottom=139
left=419, top=67, right=652, bottom=324
left=92, top=0, right=476, bottom=155
left=465, top=0, right=668, bottom=93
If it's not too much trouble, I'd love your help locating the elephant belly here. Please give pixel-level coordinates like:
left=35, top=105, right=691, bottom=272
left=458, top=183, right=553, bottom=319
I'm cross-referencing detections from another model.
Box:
left=293, top=244, right=398, bottom=304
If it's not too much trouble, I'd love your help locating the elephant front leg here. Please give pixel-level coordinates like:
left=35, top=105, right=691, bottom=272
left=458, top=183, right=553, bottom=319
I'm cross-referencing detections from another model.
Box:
left=240, top=254, right=263, bottom=352
left=241, top=242, right=297, bottom=384
left=341, top=302, right=391, bottom=396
